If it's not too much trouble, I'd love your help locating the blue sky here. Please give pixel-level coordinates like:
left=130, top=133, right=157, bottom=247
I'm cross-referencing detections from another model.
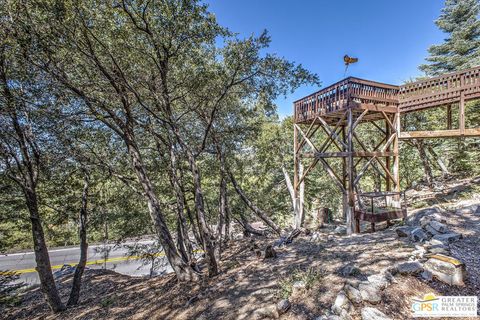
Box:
left=206, top=0, right=445, bottom=117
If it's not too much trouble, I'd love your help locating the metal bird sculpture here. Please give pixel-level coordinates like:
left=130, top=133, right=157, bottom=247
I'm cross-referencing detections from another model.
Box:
left=343, top=54, right=358, bottom=77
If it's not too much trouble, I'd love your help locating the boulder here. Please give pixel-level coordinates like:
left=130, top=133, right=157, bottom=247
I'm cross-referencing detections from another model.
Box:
left=432, top=233, right=462, bottom=245
left=334, top=226, right=347, bottom=235
left=410, top=227, right=429, bottom=242
left=366, top=272, right=391, bottom=290
left=426, top=221, right=448, bottom=233
left=361, top=307, right=392, bottom=320
left=396, top=261, right=423, bottom=275
left=253, top=305, right=279, bottom=319
left=344, top=284, right=362, bottom=304
left=358, top=282, right=381, bottom=304
left=424, top=255, right=466, bottom=286
left=332, top=290, right=353, bottom=315
left=395, top=226, right=413, bottom=237
left=419, top=213, right=446, bottom=227
left=406, top=207, right=441, bottom=226
left=338, top=264, right=361, bottom=277
left=423, top=224, right=441, bottom=236
left=421, top=270, right=433, bottom=281
left=276, top=299, right=291, bottom=315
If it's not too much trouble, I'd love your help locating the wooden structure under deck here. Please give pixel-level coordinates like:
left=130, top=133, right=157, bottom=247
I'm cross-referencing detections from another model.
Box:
left=293, top=66, right=480, bottom=233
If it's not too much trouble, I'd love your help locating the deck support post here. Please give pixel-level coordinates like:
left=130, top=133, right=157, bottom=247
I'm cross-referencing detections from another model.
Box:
left=293, top=124, right=305, bottom=228
left=346, top=108, right=356, bottom=234
left=393, top=112, right=400, bottom=194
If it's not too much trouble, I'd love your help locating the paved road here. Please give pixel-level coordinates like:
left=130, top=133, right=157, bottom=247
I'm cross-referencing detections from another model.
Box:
left=0, top=240, right=173, bottom=285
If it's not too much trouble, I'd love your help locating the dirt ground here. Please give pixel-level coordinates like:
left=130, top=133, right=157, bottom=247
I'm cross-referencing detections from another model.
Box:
left=3, top=180, right=480, bottom=320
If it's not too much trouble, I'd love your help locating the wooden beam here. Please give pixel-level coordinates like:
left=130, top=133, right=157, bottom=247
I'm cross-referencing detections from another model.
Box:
left=294, top=124, right=318, bottom=152
left=317, top=112, right=347, bottom=153
left=314, top=151, right=396, bottom=158
left=399, top=128, right=480, bottom=139
left=317, top=116, right=348, bottom=150
left=295, top=117, right=320, bottom=154
left=459, top=92, right=465, bottom=134
left=352, top=109, right=369, bottom=130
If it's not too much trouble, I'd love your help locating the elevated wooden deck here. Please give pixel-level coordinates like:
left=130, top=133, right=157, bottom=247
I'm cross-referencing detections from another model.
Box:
left=399, top=66, right=480, bottom=112
left=294, top=77, right=399, bottom=125
left=294, top=66, right=480, bottom=138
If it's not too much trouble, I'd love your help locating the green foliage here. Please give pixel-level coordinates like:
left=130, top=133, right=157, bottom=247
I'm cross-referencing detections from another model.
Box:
left=420, top=0, right=480, bottom=75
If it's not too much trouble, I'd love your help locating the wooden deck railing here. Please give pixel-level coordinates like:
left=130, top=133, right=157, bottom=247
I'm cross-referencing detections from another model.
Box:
left=294, top=66, right=480, bottom=124
left=294, top=77, right=399, bottom=123
left=398, top=66, right=480, bottom=112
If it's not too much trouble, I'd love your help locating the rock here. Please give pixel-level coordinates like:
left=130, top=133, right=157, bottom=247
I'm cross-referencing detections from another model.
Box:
left=432, top=233, right=462, bottom=244
left=315, top=315, right=341, bottom=320
left=366, top=273, right=391, bottom=290
left=276, top=299, right=291, bottom=315
left=427, top=220, right=448, bottom=233
left=426, top=238, right=446, bottom=247
left=358, top=282, right=381, bottom=304
left=424, top=254, right=466, bottom=286
left=421, top=270, right=433, bottom=281
left=456, top=206, right=476, bottom=214
left=334, top=226, right=347, bottom=235
left=406, top=207, right=441, bottom=226
left=419, top=213, right=446, bottom=227
left=53, top=264, right=77, bottom=279
left=411, top=245, right=427, bottom=259
left=310, top=232, right=321, bottom=242
left=332, top=290, right=353, bottom=315
left=410, top=227, right=429, bottom=242
left=338, top=264, right=361, bottom=277
left=254, top=305, right=279, bottom=319
left=425, top=244, right=449, bottom=255
left=396, top=261, right=423, bottom=275
left=292, top=280, right=306, bottom=296
left=339, top=309, right=354, bottom=320
left=395, top=226, right=413, bottom=237
left=476, top=206, right=480, bottom=215
left=361, top=307, right=392, bottom=320
left=344, top=278, right=362, bottom=288
left=423, top=224, right=441, bottom=236
left=344, top=284, right=362, bottom=304
left=292, top=280, right=306, bottom=289
left=264, top=245, right=277, bottom=259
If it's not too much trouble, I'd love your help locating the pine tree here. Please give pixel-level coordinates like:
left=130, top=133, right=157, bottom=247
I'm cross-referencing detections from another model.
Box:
left=420, top=0, right=480, bottom=76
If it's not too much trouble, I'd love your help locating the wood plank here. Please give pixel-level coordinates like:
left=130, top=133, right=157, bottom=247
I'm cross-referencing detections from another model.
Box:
left=314, top=151, right=396, bottom=158
left=399, top=128, right=480, bottom=139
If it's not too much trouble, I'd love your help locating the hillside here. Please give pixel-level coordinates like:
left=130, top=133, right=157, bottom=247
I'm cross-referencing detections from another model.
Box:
left=4, top=178, right=479, bottom=320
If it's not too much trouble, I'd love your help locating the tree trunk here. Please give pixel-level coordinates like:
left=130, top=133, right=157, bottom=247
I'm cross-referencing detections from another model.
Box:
left=1, top=56, right=65, bottom=311
left=67, top=172, right=89, bottom=306
left=168, top=144, right=194, bottom=265
left=426, top=145, right=449, bottom=176
left=415, top=140, right=434, bottom=187
left=216, top=173, right=227, bottom=239
left=25, top=188, right=66, bottom=312
left=236, top=213, right=267, bottom=236
left=125, top=136, right=198, bottom=281
left=228, top=169, right=282, bottom=236
left=184, top=149, right=219, bottom=277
